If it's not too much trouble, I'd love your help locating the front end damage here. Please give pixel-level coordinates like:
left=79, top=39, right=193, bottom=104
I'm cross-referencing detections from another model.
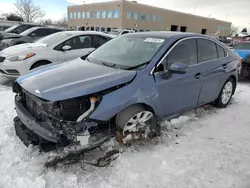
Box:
left=13, top=82, right=120, bottom=166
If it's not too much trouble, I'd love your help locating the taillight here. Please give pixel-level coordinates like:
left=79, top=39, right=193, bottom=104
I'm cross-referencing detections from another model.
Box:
left=240, top=58, right=243, bottom=64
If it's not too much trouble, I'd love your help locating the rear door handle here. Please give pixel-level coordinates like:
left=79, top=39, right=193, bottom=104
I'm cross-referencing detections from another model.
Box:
left=194, top=73, right=201, bottom=79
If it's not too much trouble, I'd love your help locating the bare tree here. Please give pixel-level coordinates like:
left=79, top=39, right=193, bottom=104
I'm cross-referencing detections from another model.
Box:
left=14, top=0, right=45, bottom=22
left=40, top=19, right=54, bottom=26
left=229, top=25, right=238, bottom=37
left=55, top=16, right=68, bottom=28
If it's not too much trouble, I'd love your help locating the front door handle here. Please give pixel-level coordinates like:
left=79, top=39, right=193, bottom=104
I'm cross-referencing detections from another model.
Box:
left=194, top=73, right=201, bottom=79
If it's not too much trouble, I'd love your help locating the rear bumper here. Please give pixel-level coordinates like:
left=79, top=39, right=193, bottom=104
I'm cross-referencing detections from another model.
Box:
left=15, top=95, right=60, bottom=143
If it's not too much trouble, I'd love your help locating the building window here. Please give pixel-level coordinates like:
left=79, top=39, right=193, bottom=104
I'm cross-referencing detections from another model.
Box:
left=107, top=10, right=113, bottom=18
left=114, top=10, right=119, bottom=18
left=171, top=25, right=178, bottom=31
left=90, top=12, right=95, bottom=19
left=127, top=11, right=131, bottom=19
left=86, top=27, right=89, bottom=31
left=70, top=12, right=73, bottom=19
left=82, top=12, right=85, bottom=19
left=74, top=12, right=77, bottom=19
left=102, top=11, right=106, bottom=18
left=140, top=29, right=144, bottom=32
left=180, top=26, right=187, bottom=32
left=146, top=15, right=151, bottom=22
left=96, top=11, right=101, bottom=18
left=77, top=12, right=81, bottom=19
left=107, top=27, right=111, bottom=32
left=96, top=27, right=100, bottom=31
left=157, top=16, right=161, bottom=23
left=86, top=12, right=90, bottom=18
left=134, top=12, right=138, bottom=20
left=101, top=27, right=105, bottom=32
left=153, top=15, right=157, bottom=23
left=91, top=27, right=95, bottom=31
left=201, top=28, right=207, bottom=34
left=140, top=13, right=146, bottom=21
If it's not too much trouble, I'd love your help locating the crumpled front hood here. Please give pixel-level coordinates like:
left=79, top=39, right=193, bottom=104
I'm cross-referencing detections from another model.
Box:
left=234, top=49, right=250, bottom=59
left=17, top=58, right=136, bottom=101
left=0, top=43, right=47, bottom=56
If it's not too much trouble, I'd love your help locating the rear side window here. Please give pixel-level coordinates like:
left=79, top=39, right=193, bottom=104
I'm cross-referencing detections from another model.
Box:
left=167, top=38, right=197, bottom=66
left=197, top=39, right=217, bottom=62
left=30, top=28, right=51, bottom=37
left=217, top=44, right=226, bottom=58
left=92, top=35, right=109, bottom=48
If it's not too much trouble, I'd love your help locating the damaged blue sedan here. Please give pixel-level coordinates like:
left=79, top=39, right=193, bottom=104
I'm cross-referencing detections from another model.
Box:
left=13, top=32, right=241, bottom=152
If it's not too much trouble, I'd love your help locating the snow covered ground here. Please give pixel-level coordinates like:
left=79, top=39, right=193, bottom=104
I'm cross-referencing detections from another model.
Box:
left=1, top=77, right=250, bottom=188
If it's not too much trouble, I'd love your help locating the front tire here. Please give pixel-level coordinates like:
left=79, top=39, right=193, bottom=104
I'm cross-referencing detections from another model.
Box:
left=215, top=78, right=235, bottom=108
left=116, top=105, right=160, bottom=143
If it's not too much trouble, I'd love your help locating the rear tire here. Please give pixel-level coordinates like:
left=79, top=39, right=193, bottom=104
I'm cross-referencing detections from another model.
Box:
left=215, top=78, right=235, bottom=108
left=30, top=61, right=51, bottom=70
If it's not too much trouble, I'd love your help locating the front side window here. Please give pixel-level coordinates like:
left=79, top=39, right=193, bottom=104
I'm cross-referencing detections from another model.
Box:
left=167, top=38, right=197, bottom=66
left=197, top=38, right=217, bottom=62
left=127, top=11, right=131, bottom=19
left=134, top=12, right=138, bottom=20
left=107, top=10, right=113, bottom=18
left=96, top=11, right=101, bottom=18
left=88, top=35, right=166, bottom=70
left=78, top=12, right=81, bottom=19
left=102, top=11, right=106, bottom=18
left=62, top=35, right=92, bottom=50
left=114, top=10, right=119, bottom=18
left=92, top=35, right=109, bottom=48
left=29, top=28, right=50, bottom=37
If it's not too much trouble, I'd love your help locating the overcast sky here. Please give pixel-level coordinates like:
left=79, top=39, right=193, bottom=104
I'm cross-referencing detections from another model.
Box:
left=0, top=0, right=249, bottom=29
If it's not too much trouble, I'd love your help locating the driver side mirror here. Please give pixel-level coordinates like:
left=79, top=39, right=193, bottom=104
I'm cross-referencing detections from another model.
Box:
left=62, top=45, right=72, bottom=51
left=168, top=62, right=188, bottom=74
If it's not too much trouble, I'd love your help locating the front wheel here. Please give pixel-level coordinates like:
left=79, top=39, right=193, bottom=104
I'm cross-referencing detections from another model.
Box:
left=215, top=78, right=235, bottom=108
left=116, top=105, right=160, bottom=144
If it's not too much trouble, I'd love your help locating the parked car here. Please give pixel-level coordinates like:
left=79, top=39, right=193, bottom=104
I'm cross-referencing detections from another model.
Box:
left=231, top=34, right=250, bottom=46
left=0, top=27, right=65, bottom=51
left=12, top=32, right=241, bottom=151
left=108, top=29, right=135, bottom=37
left=0, top=31, right=114, bottom=77
left=233, top=41, right=250, bottom=79
left=0, top=23, right=41, bottom=43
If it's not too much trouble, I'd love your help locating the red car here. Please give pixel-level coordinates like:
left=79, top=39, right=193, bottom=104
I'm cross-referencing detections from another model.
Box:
left=231, top=34, right=250, bottom=46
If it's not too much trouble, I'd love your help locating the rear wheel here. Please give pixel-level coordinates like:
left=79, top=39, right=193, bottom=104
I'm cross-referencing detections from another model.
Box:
left=30, top=61, right=51, bottom=70
left=215, top=78, right=235, bottom=108
left=116, top=105, right=160, bottom=144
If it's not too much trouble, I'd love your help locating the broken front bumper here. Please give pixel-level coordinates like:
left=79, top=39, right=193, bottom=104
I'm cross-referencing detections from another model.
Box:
left=14, top=95, right=98, bottom=146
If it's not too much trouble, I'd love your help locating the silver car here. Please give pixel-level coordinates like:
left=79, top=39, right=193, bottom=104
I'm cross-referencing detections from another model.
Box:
left=0, top=31, right=114, bottom=77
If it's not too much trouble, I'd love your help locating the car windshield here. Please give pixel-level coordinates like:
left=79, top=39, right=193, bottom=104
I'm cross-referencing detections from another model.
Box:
left=35, top=32, right=73, bottom=46
left=4, top=25, right=19, bottom=33
left=234, top=43, right=250, bottom=50
left=88, top=35, right=166, bottom=69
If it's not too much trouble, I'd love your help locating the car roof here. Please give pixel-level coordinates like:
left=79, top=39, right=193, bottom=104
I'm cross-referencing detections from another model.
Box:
left=61, top=31, right=115, bottom=38
left=127, top=31, right=210, bottom=39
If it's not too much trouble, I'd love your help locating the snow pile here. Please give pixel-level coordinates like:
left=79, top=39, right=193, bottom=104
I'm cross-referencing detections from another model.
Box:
left=1, top=79, right=250, bottom=188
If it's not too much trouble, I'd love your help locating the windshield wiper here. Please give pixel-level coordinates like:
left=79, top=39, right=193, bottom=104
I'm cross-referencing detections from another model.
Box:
left=102, top=62, right=116, bottom=68
left=125, top=61, right=150, bottom=70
